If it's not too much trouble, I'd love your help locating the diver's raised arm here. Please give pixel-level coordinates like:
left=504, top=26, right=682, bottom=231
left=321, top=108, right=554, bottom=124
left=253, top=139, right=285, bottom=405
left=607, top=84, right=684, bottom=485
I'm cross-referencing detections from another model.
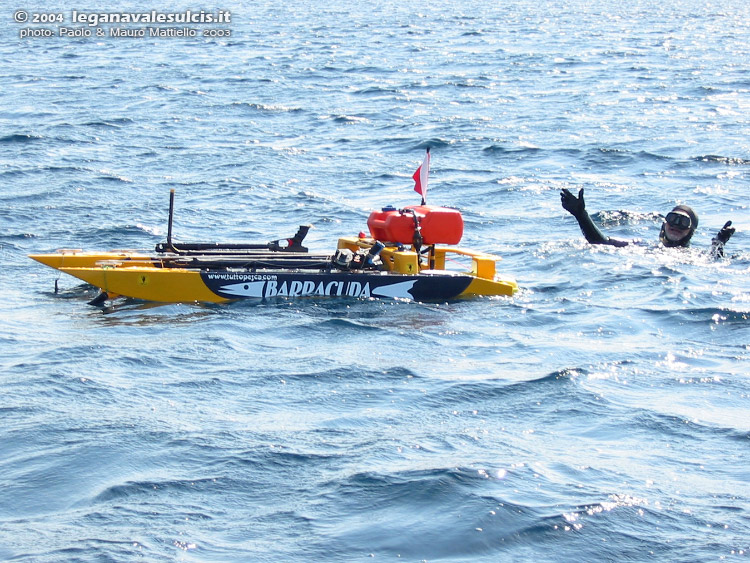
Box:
left=560, top=188, right=628, bottom=247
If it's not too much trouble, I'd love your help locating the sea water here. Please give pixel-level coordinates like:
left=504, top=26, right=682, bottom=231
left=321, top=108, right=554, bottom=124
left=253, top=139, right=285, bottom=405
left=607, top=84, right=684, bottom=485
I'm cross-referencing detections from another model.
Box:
left=1, top=0, right=749, bottom=561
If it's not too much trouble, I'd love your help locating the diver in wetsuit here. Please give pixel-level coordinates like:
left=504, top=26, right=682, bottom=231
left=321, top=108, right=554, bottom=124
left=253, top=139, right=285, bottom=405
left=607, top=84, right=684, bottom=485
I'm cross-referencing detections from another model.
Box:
left=560, top=188, right=735, bottom=257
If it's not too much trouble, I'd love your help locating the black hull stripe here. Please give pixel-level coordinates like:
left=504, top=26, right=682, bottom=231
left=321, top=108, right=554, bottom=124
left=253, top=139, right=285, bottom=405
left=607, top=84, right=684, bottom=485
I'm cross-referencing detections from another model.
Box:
left=200, top=271, right=473, bottom=301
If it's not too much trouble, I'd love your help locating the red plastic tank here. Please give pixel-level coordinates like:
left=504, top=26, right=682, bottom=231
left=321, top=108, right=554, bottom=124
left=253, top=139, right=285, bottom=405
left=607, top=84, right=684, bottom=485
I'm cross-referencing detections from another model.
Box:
left=367, top=205, right=463, bottom=245
left=366, top=206, right=397, bottom=241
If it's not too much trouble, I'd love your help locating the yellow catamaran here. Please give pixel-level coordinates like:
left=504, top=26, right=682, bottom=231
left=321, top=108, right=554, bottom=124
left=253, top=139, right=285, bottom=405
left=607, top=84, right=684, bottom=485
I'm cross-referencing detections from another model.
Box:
left=31, top=185, right=518, bottom=305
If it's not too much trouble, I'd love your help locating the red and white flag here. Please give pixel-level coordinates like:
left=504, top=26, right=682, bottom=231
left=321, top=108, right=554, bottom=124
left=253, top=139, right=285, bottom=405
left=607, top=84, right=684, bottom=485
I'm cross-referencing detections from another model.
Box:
left=412, top=148, right=430, bottom=204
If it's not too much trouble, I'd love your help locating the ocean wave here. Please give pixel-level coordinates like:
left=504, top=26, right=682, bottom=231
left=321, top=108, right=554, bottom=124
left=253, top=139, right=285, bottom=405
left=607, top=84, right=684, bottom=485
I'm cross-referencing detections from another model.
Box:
left=352, top=85, right=401, bottom=96
left=419, top=370, right=575, bottom=406
left=0, top=133, right=44, bottom=144
left=275, top=365, right=419, bottom=383
left=91, top=477, right=220, bottom=503
left=693, top=154, right=750, bottom=165
left=630, top=410, right=730, bottom=440
left=482, top=144, right=544, bottom=155
left=231, top=101, right=304, bottom=113
left=321, top=114, right=371, bottom=124
left=590, top=209, right=663, bottom=226
left=81, top=118, right=136, bottom=128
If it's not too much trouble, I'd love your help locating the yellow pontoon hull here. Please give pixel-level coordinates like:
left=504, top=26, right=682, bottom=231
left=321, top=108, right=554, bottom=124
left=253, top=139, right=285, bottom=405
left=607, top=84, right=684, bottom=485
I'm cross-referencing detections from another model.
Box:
left=55, top=264, right=516, bottom=304
left=31, top=237, right=518, bottom=304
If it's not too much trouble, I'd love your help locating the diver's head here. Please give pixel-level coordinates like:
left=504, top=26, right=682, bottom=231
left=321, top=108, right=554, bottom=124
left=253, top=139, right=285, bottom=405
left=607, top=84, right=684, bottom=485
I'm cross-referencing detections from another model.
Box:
left=660, top=205, right=698, bottom=247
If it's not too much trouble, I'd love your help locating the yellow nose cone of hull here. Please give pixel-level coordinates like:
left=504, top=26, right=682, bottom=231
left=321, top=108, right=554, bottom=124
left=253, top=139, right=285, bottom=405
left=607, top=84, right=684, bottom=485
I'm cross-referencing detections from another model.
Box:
left=29, top=250, right=152, bottom=270
left=59, top=266, right=230, bottom=304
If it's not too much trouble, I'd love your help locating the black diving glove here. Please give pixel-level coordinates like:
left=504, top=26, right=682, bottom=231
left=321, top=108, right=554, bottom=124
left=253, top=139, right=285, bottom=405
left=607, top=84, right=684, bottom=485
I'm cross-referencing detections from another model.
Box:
left=560, top=188, right=585, bottom=217
left=715, top=221, right=735, bottom=244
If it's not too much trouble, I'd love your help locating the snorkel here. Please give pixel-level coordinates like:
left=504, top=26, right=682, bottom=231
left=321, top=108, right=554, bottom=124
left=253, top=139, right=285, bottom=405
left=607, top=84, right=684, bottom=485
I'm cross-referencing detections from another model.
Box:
left=659, top=204, right=698, bottom=247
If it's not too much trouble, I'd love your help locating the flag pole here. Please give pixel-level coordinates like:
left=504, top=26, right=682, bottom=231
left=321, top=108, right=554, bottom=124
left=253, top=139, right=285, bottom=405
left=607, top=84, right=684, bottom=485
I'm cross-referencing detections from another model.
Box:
left=422, top=147, right=429, bottom=205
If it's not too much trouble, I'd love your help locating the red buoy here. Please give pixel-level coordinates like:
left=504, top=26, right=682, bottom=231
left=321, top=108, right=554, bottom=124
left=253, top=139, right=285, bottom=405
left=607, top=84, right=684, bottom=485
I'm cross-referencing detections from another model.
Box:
left=367, top=205, right=463, bottom=245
